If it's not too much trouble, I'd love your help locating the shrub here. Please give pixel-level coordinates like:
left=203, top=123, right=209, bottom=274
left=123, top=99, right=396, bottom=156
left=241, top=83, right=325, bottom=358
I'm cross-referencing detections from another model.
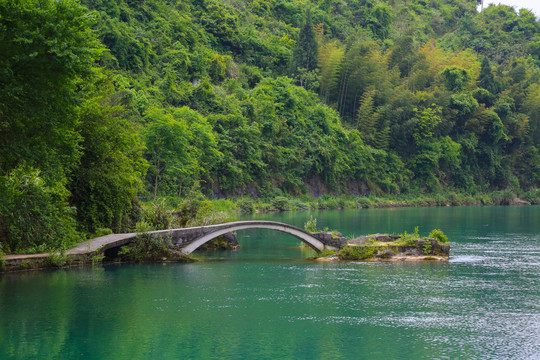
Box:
left=119, top=221, right=173, bottom=262
left=0, top=165, right=80, bottom=253
left=400, top=226, right=421, bottom=245
left=311, top=249, right=337, bottom=259
left=491, top=189, right=516, bottom=205
left=356, top=197, right=372, bottom=208
left=290, top=199, right=309, bottom=211
left=338, top=245, right=376, bottom=260
left=94, top=228, right=113, bottom=237
left=237, top=198, right=255, bottom=213
left=429, top=229, right=449, bottom=244
left=271, top=196, right=291, bottom=211
left=523, top=189, right=540, bottom=204
left=304, top=216, right=318, bottom=233
left=142, top=200, right=172, bottom=230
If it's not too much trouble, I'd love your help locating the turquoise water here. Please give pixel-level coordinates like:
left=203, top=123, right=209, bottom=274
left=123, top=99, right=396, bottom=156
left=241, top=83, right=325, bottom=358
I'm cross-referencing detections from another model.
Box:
left=2, top=206, right=540, bottom=359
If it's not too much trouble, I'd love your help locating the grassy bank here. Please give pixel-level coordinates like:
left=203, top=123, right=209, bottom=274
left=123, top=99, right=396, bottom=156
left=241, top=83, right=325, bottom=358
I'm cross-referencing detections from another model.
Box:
left=201, top=188, right=540, bottom=215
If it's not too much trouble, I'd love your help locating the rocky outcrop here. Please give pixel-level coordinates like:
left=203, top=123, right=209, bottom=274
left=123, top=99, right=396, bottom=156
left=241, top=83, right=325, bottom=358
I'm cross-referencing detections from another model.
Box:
left=349, top=233, right=400, bottom=245
left=511, top=198, right=531, bottom=205
left=313, top=233, right=450, bottom=262
left=313, top=231, right=348, bottom=249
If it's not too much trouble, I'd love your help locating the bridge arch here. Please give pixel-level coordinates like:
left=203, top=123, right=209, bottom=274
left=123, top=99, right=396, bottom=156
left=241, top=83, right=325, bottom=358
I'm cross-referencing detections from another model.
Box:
left=180, top=221, right=326, bottom=255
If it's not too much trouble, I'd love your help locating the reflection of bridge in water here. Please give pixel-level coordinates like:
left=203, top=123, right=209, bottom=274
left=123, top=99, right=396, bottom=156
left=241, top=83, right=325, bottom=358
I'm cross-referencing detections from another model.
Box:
left=67, top=221, right=336, bottom=256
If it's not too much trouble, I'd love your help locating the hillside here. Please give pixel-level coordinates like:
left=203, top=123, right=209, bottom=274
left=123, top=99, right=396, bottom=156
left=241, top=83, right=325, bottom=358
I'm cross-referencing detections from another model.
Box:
left=1, top=0, right=540, bottom=252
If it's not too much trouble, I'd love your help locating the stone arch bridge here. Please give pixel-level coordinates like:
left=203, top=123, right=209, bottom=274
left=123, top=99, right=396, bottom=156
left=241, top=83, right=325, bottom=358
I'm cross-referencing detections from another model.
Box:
left=66, top=221, right=346, bottom=257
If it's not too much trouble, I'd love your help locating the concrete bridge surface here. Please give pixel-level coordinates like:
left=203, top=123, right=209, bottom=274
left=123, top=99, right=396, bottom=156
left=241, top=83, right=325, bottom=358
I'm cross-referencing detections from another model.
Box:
left=65, top=220, right=332, bottom=256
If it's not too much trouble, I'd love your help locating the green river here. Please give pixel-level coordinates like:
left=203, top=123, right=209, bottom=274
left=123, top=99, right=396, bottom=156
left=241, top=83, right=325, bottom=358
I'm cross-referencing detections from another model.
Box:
left=2, top=206, right=540, bottom=359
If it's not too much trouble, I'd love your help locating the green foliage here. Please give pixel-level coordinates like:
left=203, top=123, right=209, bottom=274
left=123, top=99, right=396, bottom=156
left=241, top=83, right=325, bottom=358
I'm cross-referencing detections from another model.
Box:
left=400, top=226, right=421, bottom=245
left=523, top=189, right=540, bottom=204
left=119, top=221, right=174, bottom=262
left=271, top=196, right=291, bottom=211
left=441, top=66, right=470, bottom=92
left=478, top=57, right=499, bottom=93
left=237, top=198, right=255, bottom=213
left=174, top=185, right=231, bottom=227
left=0, top=0, right=103, bottom=177
left=44, top=253, right=68, bottom=268
left=94, top=228, right=113, bottom=238
left=142, top=200, right=172, bottom=230
left=311, top=248, right=337, bottom=259
left=304, top=216, right=318, bottom=233
left=338, top=245, right=376, bottom=260
left=69, top=87, right=147, bottom=234
left=4, top=0, right=540, bottom=254
left=422, top=241, right=432, bottom=255
left=0, top=166, right=80, bottom=253
left=290, top=10, right=318, bottom=76
left=429, top=229, right=449, bottom=244
left=366, top=4, right=393, bottom=40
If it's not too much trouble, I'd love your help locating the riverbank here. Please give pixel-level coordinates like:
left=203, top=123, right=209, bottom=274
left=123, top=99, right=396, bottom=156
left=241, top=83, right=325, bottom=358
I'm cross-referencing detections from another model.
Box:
left=204, top=189, right=539, bottom=215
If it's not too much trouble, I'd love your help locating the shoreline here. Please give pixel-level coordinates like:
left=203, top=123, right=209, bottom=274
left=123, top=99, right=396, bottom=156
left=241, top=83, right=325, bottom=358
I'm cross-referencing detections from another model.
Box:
left=205, top=191, right=537, bottom=216
left=0, top=198, right=530, bottom=272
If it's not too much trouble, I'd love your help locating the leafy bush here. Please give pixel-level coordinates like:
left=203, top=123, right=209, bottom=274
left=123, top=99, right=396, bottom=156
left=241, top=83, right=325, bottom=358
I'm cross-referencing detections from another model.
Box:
left=94, top=228, right=113, bottom=237
left=237, top=198, right=255, bottom=213
left=44, top=253, right=68, bottom=268
left=429, top=229, right=449, bottom=244
left=399, top=226, right=421, bottom=245
left=119, top=221, right=173, bottom=262
left=143, top=200, right=172, bottom=230
left=523, top=189, right=540, bottom=204
left=0, top=166, right=80, bottom=253
left=310, top=249, right=337, bottom=259
left=491, top=189, right=516, bottom=205
left=338, top=245, right=376, bottom=260
left=271, top=196, right=291, bottom=211
left=304, top=216, right=318, bottom=233
left=355, top=197, right=372, bottom=208
left=290, top=199, right=309, bottom=210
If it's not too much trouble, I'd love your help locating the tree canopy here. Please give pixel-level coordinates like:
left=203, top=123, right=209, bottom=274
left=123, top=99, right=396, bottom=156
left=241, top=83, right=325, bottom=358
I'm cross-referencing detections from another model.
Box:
left=2, top=0, right=540, bottom=253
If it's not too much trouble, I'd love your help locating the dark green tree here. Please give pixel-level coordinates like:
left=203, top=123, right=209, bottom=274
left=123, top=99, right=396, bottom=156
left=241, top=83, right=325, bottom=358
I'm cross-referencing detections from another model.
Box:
left=0, top=0, right=103, bottom=179
left=69, top=90, right=148, bottom=234
left=478, top=57, right=498, bottom=94
left=0, top=0, right=103, bottom=251
left=289, top=10, right=318, bottom=75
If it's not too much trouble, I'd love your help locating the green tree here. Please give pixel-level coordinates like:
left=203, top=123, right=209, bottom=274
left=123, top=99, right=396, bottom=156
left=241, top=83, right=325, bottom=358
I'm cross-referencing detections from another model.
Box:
left=440, top=65, right=470, bottom=92
left=144, top=107, right=220, bottom=199
left=69, top=91, right=148, bottom=234
left=478, top=56, right=498, bottom=93
left=0, top=165, right=79, bottom=253
left=318, top=40, right=345, bottom=103
left=144, top=110, right=193, bottom=200
left=290, top=10, right=318, bottom=75
left=0, top=0, right=103, bottom=251
left=0, top=0, right=103, bottom=180
left=367, top=4, right=393, bottom=40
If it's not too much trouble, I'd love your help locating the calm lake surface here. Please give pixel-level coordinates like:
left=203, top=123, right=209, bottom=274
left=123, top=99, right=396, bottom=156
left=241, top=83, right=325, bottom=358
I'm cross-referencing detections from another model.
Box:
left=2, top=206, right=540, bottom=359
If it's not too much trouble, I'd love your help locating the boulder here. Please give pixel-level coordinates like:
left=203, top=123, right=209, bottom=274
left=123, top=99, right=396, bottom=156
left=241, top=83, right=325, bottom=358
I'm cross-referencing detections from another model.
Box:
left=313, top=231, right=348, bottom=249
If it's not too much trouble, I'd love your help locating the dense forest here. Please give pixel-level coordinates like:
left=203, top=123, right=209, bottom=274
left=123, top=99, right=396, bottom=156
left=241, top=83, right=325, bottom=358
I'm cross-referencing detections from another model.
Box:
left=1, top=0, right=540, bottom=253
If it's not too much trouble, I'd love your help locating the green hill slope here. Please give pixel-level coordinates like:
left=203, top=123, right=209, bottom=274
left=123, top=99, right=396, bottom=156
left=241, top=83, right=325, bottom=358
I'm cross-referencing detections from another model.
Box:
left=1, top=0, right=540, bottom=251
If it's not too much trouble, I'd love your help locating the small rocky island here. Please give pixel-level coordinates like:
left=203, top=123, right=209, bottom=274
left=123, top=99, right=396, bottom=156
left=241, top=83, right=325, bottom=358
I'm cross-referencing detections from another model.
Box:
left=312, top=229, right=450, bottom=262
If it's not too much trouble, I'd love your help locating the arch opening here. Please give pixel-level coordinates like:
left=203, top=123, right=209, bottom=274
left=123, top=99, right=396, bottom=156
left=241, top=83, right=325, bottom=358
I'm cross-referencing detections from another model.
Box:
left=181, top=224, right=325, bottom=255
